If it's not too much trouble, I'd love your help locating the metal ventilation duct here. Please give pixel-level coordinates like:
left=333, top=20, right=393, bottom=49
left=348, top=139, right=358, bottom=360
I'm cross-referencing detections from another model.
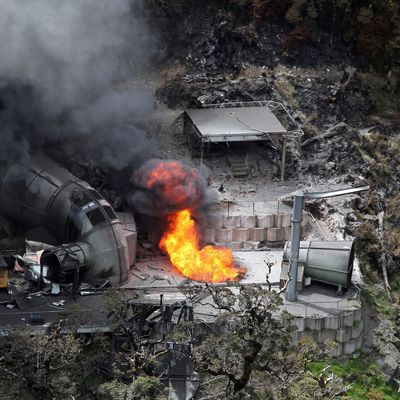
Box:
left=0, top=152, right=134, bottom=286
left=283, top=241, right=355, bottom=290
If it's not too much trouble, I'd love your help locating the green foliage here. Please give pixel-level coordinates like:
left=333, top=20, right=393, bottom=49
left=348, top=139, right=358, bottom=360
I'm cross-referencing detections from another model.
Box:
left=97, top=377, right=167, bottom=400
left=288, top=374, right=349, bottom=400
left=0, top=326, right=85, bottom=400
left=363, top=284, right=396, bottom=318
left=127, top=376, right=167, bottom=400
left=191, top=285, right=329, bottom=397
left=97, top=380, right=128, bottom=400
left=309, top=358, right=399, bottom=400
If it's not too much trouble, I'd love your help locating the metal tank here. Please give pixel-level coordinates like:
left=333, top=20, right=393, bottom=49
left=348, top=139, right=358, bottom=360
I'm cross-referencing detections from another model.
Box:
left=283, top=241, right=355, bottom=290
left=0, top=152, right=135, bottom=286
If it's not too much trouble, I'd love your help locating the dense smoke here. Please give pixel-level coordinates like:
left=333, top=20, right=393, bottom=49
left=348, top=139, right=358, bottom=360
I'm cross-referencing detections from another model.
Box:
left=130, top=159, right=219, bottom=216
left=0, top=0, right=157, bottom=169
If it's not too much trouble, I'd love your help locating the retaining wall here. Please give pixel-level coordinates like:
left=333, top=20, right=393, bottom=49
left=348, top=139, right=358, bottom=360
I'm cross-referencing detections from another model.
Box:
left=203, top=212, right=311, bottom=248
left=291, top=307, right=363, bottom=356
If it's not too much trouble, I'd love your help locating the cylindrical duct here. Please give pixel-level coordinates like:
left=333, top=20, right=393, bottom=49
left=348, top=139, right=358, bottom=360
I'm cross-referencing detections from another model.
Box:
left=0, top=153, right=133, bottom=285
left=41, top=242, right=87, bottom=284
left=283, top=241, right=355, bottom=289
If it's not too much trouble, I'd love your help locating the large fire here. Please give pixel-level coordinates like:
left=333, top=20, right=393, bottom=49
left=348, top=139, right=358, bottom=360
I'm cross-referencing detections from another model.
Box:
left=160, top=209, right=244, bottom=282
left=136, top=158, right=244, bottom=282
left=142, top=160, right=201, bottom=209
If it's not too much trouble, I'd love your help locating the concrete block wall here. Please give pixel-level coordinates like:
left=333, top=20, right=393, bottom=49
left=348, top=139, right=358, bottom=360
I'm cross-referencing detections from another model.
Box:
left=203, top=212, right=311, bottom=248
left=291, top=308, right=363, bottom=357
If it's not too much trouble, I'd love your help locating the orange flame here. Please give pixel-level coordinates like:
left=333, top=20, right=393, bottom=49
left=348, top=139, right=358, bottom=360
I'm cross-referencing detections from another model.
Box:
left=144, top=160, right=200, bottom=207
left=160, top=209, right=244, bottom=282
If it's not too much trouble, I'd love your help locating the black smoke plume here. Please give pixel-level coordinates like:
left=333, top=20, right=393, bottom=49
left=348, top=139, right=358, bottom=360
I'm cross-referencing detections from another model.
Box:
left=0, top=0, right=158, bottom=169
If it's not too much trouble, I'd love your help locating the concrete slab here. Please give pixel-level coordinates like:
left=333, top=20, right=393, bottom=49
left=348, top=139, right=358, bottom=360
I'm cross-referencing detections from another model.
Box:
left=123, top=250, right=361, bottom=320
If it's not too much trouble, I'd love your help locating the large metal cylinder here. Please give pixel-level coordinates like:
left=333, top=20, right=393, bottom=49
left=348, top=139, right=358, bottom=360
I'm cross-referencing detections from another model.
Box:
left=0, top=153, right=134, bottom=286
left=283, top=241, right=355, bottom=289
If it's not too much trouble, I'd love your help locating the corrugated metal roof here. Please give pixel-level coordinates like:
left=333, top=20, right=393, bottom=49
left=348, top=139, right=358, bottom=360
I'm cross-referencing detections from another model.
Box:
left=186, top=107, right=287, bottom=141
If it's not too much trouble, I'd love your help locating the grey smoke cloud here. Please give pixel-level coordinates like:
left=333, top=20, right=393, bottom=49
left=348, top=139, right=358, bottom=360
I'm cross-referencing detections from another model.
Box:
left=0, top=0, right=157, bottom=168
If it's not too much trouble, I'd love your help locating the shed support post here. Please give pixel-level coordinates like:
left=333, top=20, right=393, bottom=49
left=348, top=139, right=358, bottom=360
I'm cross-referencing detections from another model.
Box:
left=285, top=193, right=304, bottom=302
left=281, top=137, right=287, bottom=182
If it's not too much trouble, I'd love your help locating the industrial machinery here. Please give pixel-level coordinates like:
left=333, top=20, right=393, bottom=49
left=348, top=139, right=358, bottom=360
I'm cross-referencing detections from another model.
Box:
left=0, top=152, right=136, bottom=286
left=282, top=241, right=355, bottom=294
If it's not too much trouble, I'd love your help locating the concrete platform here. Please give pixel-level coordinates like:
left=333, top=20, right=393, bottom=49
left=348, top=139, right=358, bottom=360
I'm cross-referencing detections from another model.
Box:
left=122, top=250, right=361, bottom=318
left=121, top=249, right=363, bottom=356
left=0, top=249, right=363, bottom=357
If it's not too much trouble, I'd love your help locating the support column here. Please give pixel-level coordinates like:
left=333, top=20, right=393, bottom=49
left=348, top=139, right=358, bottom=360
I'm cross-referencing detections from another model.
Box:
left=281, top=137, right=287, bottom=182
left=285, top=193, right=304, bottom=302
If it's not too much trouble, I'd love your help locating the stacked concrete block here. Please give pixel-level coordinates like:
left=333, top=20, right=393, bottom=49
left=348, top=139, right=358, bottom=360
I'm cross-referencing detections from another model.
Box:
left=341, top=312, right=355, bottom=327
left=292, top=317, right=306, bottom=332
left=226, top=241, right=243, bottom=250
left=316, top=329, right=337, bottom=343
left=291, top=307, right=363, bottom=357
left=206, top=214, right=224, bottom=229
left=215, top=228, right=232, bottom=243
left=203, top=228, right=216, bottom=243
left=351, top=319, right=364, bottom=339
left=353, top=308, right=362, bottom=322
left=240, top=215, right=257, bottom=228
left=275, top=213, right=292, bottom=228
left=232, top=228, right=249, bottom=242
left=203, top=209, right=311, bottom=246
left=214, top=242, right=227, bottom=248
left=222, top=216, right=241, bottom=229
left=257, top=214, right=275, bottom=228
left=199, top=214, right=294, bottom=247
left=343, top=338, right=359, bottom=355
left=328, top=342, right=343, bottom=358
left=248, top=227, right=266, bottom=241
left=266, top=227, right=282, bottom=241
left=356, top=336, right=363, bottom=351
left=323, top=315, right=341, bottom=330
left=283, top=227, right=292, bottom=241
left=305, top=317, right=323, bottom=331
left=336, top=327, right=351, bottom=343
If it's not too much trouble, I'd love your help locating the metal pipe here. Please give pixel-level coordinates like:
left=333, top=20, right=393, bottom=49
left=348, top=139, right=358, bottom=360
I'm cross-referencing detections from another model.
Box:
left=285, top=193, right=303, bottom=301
left=304, top=186, right=370, bottom=199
